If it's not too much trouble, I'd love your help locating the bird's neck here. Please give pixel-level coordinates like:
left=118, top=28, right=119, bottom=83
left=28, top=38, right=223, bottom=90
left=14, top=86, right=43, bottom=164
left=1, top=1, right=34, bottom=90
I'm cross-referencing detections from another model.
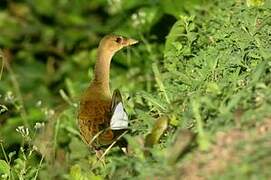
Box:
left=91, top=47, right=114, bottom=97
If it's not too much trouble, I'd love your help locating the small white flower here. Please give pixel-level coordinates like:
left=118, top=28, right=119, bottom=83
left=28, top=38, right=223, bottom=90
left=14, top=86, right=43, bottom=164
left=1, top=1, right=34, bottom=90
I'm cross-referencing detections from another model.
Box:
left=25, top=128, right=29, bottom=136
left=32, top=145, right=38, bottom=151
left=48, top=109, right=55, bottom=116
left=16, top=126, right=24, bottom=133
left=16, top=126, right=30, bottom=138
left=131, top=10, right=147, bottom=28
left=138, top=11, right=146, bottom=18
left=43, top=108, right=55, bottom=117
left=34, top=122, right=45, bottom=130
left=0, top=104, right=8, bottom=114
left=5, top=91, right=14, bottom=102
left=36, top=100, right=42, bottom=107
left=20, top=146, right=24, bottom=152
left=108, top=0, right=122, bottom=14
left=1, top=174, right=8, bottom=179
left=73, top=103, right=78, bottom=108
left=132, top=13, right=138, bottom=21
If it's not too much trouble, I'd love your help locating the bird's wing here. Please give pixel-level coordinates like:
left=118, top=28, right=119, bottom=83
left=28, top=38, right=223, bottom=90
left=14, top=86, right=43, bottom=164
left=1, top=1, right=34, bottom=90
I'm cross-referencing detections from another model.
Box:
left=110, top=89, right=129, bottom=130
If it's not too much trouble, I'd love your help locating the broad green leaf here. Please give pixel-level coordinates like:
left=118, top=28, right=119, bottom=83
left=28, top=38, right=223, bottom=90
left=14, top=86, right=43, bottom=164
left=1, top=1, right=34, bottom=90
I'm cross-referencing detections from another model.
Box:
left=164, top=19, right=185, bottom=58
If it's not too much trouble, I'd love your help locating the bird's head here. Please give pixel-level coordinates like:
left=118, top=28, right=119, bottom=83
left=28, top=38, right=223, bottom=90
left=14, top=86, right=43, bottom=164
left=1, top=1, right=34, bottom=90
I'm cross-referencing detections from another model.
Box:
left=99, top=35, right=138, bottom=54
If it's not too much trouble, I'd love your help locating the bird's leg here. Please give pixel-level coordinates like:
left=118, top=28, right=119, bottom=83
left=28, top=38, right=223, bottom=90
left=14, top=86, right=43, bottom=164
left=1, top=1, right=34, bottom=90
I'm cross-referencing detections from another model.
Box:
left=95, top=148, right=103, bottom=158
left=88, top=130, right=107, bottom=165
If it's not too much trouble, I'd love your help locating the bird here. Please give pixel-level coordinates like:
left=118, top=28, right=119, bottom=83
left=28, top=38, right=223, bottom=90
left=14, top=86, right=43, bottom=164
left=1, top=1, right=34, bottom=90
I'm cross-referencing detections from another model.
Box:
left=78, top=35, right=138, bottom=152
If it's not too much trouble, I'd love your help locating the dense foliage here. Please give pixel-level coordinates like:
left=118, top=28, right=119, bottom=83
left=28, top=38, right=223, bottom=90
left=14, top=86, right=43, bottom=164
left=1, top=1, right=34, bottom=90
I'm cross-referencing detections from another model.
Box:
left=0, top=0, right=271, bottom=179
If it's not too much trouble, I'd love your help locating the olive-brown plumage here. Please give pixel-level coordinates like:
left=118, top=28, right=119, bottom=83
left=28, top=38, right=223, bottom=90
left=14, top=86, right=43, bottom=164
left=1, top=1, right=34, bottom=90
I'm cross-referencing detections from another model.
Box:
left=78, top=35, right=138, bottom=149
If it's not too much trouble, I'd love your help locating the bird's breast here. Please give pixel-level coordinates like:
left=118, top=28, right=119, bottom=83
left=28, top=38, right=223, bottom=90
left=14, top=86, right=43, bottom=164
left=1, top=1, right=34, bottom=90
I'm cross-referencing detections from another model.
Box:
left=78, top=98, right=114, bottom=146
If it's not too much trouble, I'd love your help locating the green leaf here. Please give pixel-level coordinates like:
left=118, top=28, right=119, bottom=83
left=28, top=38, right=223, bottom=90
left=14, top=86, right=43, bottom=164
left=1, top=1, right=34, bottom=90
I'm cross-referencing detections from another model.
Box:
left=160, top=0, right=201, bottom=18
left=144, top=116, right=169, bottom=148
left=70, top=164, right=102, bottom=180
left=247, top=0, right=265, bottom=7
left=164, top=19, right=185, bottom=58
left=0, top=160, right=10, bottom=175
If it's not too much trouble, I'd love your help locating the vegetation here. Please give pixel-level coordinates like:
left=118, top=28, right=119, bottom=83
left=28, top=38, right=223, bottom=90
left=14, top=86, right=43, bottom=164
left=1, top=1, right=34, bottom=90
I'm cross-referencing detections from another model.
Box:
left=0, top=0, right=271, bottom=179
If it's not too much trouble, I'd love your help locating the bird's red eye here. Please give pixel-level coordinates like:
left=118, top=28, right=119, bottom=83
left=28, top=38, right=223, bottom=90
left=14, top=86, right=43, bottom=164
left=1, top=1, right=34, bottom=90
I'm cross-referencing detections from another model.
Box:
left=116, top=37, right=123, bottom=44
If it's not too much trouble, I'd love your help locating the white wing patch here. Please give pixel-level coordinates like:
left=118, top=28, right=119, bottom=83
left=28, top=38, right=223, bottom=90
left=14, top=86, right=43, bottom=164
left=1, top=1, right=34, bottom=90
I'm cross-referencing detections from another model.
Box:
left=110, top=102, right=128, bottom=130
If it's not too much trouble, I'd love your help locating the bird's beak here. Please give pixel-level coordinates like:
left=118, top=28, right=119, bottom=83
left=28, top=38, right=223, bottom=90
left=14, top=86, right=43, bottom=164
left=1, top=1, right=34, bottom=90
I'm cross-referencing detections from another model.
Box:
left=122, top=38, right=139, bottom=47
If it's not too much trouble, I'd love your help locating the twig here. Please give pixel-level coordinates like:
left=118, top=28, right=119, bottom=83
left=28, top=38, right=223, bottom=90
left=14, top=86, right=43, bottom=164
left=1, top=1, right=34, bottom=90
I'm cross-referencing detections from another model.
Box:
left=0, top=141, right=9, bottom=163
left=152, top=63, right=170, bottom=104
left=98, top=130, right=128, bottom=161
left=91, top=130, right=128, bottom=170
left=33, top=155, right=44, bottom=180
